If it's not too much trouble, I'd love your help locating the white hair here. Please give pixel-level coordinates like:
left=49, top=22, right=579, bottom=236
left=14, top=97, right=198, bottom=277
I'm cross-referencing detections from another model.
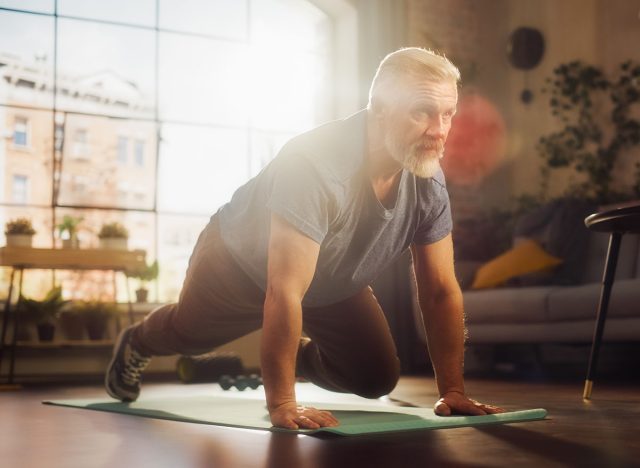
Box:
left=368, top=47, right=460, bottom=111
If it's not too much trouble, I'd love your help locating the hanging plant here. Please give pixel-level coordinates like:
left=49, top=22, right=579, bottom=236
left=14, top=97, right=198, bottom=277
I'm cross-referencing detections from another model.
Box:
left=537, top=60, right=640, bottom=203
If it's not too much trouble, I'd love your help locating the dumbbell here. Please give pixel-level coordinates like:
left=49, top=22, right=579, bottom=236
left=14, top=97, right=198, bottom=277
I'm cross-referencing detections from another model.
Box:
left=176, top=352, right=244, bottom=384
left=219, top=374, right=263, bottom=391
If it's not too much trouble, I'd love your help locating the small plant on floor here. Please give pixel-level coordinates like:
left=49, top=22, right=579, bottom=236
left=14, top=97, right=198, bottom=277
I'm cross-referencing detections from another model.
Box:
left=18, top=286, right=69, bottom=342
left=74, top=300, right=119, bottom=340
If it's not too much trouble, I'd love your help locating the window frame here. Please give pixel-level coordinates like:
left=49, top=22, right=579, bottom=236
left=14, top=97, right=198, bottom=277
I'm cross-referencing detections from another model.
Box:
left=0, top=0, right=356, bottom=302
left=11, top=174, right=29, bottom=204
left=12, top=116, right=30, bottom=148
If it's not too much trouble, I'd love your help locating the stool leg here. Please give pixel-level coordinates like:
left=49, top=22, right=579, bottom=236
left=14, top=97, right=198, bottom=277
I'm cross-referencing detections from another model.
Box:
left=583, top=232, right=621, bottom=400
left=0, top=268, right=17, bottom=382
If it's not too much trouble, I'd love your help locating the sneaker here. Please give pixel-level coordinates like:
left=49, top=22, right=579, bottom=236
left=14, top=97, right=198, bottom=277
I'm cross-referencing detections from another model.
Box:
left=105, top=325, right=151, bottom=402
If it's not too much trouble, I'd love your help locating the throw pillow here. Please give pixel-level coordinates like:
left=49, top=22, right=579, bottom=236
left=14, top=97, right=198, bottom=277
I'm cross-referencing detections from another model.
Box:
left=471, top=239, right=563, bottom=289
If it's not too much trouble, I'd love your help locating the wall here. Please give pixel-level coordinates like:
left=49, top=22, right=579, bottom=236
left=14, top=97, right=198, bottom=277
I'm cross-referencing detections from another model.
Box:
left=408, top=0, right=640, bottom=217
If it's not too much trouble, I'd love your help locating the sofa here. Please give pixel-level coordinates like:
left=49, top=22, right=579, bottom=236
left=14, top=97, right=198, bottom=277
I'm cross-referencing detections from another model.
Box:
left=461, top=230, right=640, bottom=344
left=411, top=199, right=640, bottom=348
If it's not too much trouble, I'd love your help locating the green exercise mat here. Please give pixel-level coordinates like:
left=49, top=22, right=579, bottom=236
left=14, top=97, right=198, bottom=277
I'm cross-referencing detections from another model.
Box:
left=44, top=392, right=547, bottom=436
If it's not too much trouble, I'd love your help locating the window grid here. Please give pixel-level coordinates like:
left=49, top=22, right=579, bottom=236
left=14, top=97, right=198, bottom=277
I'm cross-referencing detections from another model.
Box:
left=0, top=1, right=333, bottom=301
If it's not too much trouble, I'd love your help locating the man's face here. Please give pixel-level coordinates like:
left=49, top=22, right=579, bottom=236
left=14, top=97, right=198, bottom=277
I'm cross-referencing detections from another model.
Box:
left=381, top=79, right=458, bottom=178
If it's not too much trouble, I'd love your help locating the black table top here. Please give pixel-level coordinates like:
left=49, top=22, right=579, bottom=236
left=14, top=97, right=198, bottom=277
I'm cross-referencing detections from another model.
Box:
left=585, top=203, right=640, bottom=233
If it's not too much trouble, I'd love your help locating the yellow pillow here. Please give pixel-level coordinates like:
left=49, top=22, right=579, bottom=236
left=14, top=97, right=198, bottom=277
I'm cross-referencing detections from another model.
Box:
left=471, top=239, right=563, bottom=289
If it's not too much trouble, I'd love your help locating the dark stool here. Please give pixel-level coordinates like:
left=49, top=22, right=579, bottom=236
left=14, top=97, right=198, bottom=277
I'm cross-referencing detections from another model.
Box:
left=583, top=203, right=640, bottom=399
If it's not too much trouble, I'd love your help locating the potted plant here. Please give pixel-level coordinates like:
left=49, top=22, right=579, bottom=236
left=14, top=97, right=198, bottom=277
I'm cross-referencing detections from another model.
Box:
left=5, top=218, right=36, bottom=247
left=98, top=222, right=129, bottom=250
left=126, top=260, right=159, bottom=303
left=58, top=305, right=85, bottom=340
left=18, top=286, right=69, bottom=342
left=57, top=215, right=83, bottom=249
left=77, top=301, right=118, bottom=340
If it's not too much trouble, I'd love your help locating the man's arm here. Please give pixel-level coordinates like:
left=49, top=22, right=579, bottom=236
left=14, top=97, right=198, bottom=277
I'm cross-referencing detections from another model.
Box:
left=411, top=234, right=503, bottom=416
left=262, top=213, right=339, bottom=429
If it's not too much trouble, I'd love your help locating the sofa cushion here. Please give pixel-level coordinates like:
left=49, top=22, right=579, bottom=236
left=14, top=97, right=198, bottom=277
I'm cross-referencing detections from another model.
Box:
left=514, top=198, right=595, bottom=285
left=547, top=278, right=640, bottom=322
left=463, top=286, right=553, bottom=324
left=466, top=318, right=640, bottom=344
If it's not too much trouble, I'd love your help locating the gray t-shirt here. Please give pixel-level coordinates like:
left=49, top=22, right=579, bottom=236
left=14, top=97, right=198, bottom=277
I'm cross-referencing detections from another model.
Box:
left=218, top=110, right=452, bottom=307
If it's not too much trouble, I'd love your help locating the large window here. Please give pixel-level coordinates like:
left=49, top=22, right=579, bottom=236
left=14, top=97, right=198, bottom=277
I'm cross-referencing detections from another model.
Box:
left=0, top=0, right=334, bottom=301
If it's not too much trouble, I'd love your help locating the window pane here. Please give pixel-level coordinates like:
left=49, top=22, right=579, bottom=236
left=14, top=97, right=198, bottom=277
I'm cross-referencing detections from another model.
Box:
left=157, top=213, right=208, bottom=302
left=159, top=0, right=248, bottom=40
left=0, top=107, right=53, bottom=204
left=251, top=0, right=331, bottom=53
left=58, top=0, right=156, bottom=28
left=159, top=33, right=250, bottom=126
left=57, top=113, right=157, bottom=210
left=249, top=50, right=332, bottom=132
left=0, top=0, right=53, bottom=14
left=56, top=18, right=156, bottom=119
left=53, top=207, right=155, bottom=249
left=249, top=130, right=292, bottom=177
left=158, top=124, right=248, bottom=214
left=52, top=207, right=156, bottom=302
left=0, top=10, right=54, bottom=108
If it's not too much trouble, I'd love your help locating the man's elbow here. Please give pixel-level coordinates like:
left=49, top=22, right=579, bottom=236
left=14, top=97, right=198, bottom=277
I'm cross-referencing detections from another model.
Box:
left=420, top=284, right=462, bottom=305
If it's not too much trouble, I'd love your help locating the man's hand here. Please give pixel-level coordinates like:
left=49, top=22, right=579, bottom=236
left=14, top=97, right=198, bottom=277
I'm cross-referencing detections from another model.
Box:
left=434, top=391, right=505, bottom=416
left=269, top=402, right=339, bottom=430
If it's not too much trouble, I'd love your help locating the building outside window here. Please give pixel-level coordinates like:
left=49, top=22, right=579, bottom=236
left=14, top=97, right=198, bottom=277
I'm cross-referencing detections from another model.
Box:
left=0, top=1, right=337, bottom=302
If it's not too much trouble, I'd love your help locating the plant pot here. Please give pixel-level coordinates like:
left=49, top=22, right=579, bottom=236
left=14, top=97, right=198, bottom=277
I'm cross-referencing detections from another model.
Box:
left=6, top=234, right=33, bottom=248
left=59, top=311, right=85, bottom=340
left=36, top=323, right=55, bottom=342
left=62, top=237, right=80, bottom=249
left=135, top=288, right=149, bottom=303
left=85, top=316, right=109, bottom=340
left=99, top=238, right=127, bottom=250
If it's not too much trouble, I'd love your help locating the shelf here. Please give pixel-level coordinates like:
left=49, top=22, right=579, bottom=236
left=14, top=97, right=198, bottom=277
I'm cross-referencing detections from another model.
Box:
left=15, top=340, right=115, bottom=349
left=0, top=246, right=146, bottom=271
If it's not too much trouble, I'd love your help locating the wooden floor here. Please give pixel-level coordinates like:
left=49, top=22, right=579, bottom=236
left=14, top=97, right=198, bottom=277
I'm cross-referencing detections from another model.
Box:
left=1, top=375, right=639, bottom=468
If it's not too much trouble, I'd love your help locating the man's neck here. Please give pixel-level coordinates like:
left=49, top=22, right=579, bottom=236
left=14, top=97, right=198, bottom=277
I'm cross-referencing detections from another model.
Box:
left=365, top=112, right=404, bottom=208
left=365, top=112, right=403, bottom=182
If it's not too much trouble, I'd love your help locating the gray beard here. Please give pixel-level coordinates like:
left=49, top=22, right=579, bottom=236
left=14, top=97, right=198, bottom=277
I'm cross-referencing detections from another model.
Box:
left=384, top=133, right=443, bottom=179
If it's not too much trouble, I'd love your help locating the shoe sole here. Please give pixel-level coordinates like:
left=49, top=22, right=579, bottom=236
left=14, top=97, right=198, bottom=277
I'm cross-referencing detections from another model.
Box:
left=105, top=327, right=137, bottom=402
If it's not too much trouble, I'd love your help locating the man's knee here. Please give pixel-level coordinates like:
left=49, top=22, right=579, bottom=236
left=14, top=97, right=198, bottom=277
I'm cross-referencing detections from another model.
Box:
left=350, top=356, right=401, bottom=399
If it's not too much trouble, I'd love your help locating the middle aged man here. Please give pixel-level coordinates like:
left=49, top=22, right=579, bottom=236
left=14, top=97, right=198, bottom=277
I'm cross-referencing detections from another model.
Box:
left=106, top=47, right=504, bottom=430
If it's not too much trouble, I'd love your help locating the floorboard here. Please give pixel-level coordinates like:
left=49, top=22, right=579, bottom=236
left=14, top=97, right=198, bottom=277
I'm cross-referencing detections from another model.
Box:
left=1, top=376, right=638, bottom=467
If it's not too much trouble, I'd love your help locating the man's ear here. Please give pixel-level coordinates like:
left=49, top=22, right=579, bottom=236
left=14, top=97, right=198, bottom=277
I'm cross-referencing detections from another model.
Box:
left=370, top=99, right=387, bottom=122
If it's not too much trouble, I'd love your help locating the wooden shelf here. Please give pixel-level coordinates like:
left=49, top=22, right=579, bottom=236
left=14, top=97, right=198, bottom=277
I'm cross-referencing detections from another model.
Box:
left=0, top=246, right=146, bottom=271
left=15, top=340, right=115, bottom=349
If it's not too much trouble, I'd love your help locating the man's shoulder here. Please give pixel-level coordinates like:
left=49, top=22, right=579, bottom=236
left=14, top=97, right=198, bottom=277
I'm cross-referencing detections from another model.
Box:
left=412, top=168, right=448, bottom=192
left=281, top=110, right=367, bottom=180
